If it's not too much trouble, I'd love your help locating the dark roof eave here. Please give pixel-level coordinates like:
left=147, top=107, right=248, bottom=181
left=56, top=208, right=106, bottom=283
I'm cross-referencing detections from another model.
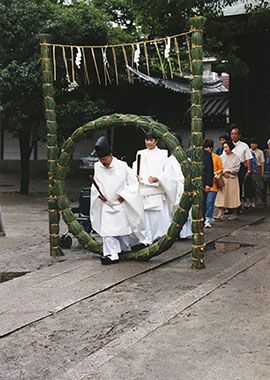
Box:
left=127, top=66, right=229, bottom=97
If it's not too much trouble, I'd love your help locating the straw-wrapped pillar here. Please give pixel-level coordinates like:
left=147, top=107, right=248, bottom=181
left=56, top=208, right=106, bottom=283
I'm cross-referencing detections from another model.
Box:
left=40, top=34, right=63, bottom=256
left=189, top=17, right=206, bottom=269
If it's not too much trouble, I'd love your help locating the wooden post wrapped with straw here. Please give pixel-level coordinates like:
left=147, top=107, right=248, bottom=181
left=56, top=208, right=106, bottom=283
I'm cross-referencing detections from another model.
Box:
left=189, top=17, right=206, bottom=269
left=40, top=34, right=63, bottom=256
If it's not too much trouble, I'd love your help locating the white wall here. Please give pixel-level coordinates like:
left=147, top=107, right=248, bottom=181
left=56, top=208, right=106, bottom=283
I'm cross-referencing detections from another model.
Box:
left=1, top=130, right=100, bottom=160
left=1, top=128, right=228, bottom=160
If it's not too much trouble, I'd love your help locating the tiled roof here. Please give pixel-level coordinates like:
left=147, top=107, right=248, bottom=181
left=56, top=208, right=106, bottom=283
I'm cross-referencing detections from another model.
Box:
left=128, top=66, right=229, bottom=116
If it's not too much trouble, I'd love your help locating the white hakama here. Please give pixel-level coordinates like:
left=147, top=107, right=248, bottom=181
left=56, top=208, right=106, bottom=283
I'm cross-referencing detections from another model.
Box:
left=144, top=197, right=171, bottom=243
left=103, top=235, right=130, bottom=260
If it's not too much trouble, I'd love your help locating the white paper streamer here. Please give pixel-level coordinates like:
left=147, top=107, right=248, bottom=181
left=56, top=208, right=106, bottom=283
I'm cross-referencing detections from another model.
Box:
left=75, top=47, right=82, bottom=69
left=103, top=47, right=109, bottom=67
left=67, top=80, right=79, bottom=92
left=134, top=43, right=141, bottom=68
left=164, top=37, right=171, bottom=60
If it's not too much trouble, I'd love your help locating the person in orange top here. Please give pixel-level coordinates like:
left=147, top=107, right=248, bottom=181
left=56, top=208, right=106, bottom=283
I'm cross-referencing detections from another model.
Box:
left=203, top=139, right=223, bottom=228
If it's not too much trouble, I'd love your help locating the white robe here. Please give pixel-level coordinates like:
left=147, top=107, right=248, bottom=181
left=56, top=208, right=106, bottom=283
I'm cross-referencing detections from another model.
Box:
left=133, top=147, right=171, bottom=244
left=159, top=155, right=192, bottom=239
left=90, top=157, right=147, bottom=255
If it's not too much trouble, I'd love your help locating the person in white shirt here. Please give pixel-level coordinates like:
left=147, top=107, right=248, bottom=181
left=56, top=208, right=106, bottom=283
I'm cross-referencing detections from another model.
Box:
left=250, top=138, right=265, bottom=177
left=133, top=132, right=171, bottom=244
left=90, top=136, right=147, bottom=265
left=229, top=127, right=252, bottom=211
left=230, top=128, right=253, bottom=167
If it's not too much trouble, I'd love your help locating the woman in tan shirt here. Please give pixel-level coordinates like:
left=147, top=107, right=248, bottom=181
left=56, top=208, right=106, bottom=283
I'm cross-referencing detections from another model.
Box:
left=215, top=141, right=241, bottom=220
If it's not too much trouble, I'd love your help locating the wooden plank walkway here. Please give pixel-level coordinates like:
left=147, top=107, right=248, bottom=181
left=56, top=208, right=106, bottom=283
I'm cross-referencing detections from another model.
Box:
left=0, top=215, right=263, bottom=337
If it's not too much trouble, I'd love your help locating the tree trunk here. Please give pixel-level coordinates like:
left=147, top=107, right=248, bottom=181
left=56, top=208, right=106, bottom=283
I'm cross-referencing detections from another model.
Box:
left=19, top=126, right=31, bottom=195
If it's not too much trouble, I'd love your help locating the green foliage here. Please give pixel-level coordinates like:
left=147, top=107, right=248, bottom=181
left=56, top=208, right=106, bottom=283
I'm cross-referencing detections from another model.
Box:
left=45, top=0, right=109, bottom=44
left=206, top=4, right=270, bottom=77
left=127, top=0, right=270, bottom=77
left=0, top=0, right=114, bottom=193
left=1, top=59, right=43, bottom=135
left=56, top=94, right=113, bottom=138
left=129, top=0, right=228, bottom=35
left=0, top=0, right=111, bottom=139
left=93, top=0, right=137, bottom=33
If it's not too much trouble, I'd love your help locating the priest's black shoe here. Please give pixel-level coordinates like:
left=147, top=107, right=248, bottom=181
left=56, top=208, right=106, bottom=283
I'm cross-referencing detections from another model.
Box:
left=100, top=255, right=120, bottom=265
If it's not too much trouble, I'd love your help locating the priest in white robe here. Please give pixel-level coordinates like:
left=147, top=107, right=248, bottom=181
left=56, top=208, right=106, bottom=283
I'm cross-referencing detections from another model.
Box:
left=133, top=132, right=171, bottom=244
left=90, top=136, right=147, bottom=265
left=158, top=134, right=192, bottom=239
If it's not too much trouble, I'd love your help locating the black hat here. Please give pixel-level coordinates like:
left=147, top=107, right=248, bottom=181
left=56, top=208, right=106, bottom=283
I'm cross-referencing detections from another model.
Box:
left=145, top=131, right=157, bottom=140
left=94, top=136, right=111, bottom=158
left=173, top=132, right=182, bottom=145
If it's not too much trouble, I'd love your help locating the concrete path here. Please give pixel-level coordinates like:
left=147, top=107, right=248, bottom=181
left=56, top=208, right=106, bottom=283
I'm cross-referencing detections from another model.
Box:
left=86, top=251, right=270, bottom=380
left=0, top=213, right=265, bottom=338
left=0, top=211, right=269, bottom=379
left=61, top=247, right=269, bottom=380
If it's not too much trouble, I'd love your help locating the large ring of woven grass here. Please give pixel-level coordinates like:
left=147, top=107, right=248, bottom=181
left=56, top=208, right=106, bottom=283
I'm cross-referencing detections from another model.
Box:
left=54, top=113, right=193, bottom=260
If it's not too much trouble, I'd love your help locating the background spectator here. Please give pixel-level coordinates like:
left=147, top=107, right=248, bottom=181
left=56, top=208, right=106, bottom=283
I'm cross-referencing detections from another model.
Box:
left=263, top=139, right=270, bottom=206
left=249, top=138, right=264, bottom=207
left=216, top=134, right=230, bottom=156
left=229, top=126, right=252, bottom=213
left=203, top=139, right=223, bottom=228
left=244, top=145, right=257, bottom=208
left=215, top=140, right=241, bottom=220
left=203, top=144, right=214, bottom=220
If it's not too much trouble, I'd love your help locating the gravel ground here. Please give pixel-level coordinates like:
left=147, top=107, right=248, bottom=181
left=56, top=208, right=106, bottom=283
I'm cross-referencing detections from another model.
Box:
left=1, top=177, right=269, bottom=380
left=0, top=175, right=91, bottom=273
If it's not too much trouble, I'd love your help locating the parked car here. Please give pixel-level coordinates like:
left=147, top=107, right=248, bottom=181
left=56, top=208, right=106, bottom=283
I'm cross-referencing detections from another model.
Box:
left=78, top=150, right=98, bottom=175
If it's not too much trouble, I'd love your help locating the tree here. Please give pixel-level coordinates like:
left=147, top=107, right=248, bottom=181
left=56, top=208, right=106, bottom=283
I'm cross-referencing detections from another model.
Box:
left=127, top=0, right=270, bottom=77
left=0, top=0, right=110, bottom=194
left=129, top=0, right=230, bottom=35
left=93, top=0, right=137, bottom=34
